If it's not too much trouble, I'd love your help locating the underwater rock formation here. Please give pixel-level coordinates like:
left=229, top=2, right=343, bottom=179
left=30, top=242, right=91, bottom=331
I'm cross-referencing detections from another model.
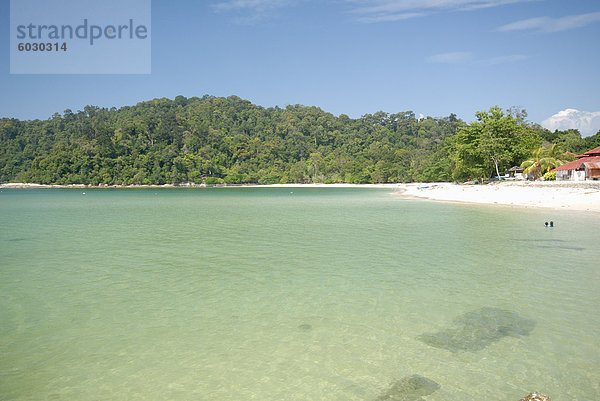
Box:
left=519, top=392, right=551, bottom=401
left=417, top=307, right=535, bottom=352
left=375, top=375, right=440, bottom=401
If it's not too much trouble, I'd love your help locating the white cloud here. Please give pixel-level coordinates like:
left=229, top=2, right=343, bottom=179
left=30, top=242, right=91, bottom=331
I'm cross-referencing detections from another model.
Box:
left=354, top=12, right=425, bottom=23
left=212, top=0, right=543, bottom=23
left=347, top=0, right=537, bottom=23
left=213, top=0, right=291, bottom=12
left=212, top=0, right=295, bottom=23
left=497, top=11, right=600, bottom=32
left=541, top=109, right=600, bottom=137
left=348, top=0, right=530, bottom=14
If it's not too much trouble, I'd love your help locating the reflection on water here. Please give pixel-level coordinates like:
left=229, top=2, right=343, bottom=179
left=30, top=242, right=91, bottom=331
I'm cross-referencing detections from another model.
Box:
left=417, top=307, right=535, bottom=352
left=375, top=375, right=440, bottom=401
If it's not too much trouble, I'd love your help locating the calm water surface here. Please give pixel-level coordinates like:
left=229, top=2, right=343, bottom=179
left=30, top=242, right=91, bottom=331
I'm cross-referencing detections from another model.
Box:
left=1, top=188, right=598, bottom=400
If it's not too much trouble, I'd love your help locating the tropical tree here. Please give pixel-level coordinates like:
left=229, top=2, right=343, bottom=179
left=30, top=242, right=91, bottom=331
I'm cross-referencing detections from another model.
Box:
left=451, top=106, right=540, bottom=181
left=520, top=144, right=574, bottom=179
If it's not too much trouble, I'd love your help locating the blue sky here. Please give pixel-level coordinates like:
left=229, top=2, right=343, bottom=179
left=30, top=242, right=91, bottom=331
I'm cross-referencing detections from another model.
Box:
left=1, top=0, right=599, bottom=135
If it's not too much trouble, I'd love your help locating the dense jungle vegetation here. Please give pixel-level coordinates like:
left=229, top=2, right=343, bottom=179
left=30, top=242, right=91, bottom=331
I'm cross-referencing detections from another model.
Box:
left=1, top=95, right=599, bottom=184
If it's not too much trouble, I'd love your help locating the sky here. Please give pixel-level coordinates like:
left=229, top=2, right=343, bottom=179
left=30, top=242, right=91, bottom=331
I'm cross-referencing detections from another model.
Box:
left=1, top=0, right=599, bottom=136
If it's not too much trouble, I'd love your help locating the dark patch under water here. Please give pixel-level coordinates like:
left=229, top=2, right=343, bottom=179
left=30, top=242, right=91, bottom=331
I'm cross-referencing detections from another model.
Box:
left=6, top=238, right=27, bottom=242
left=535, top=245, right=585, bottom=251
left=375, top=375, right=440, bottom=401
left=298, top=323, right=312, bottom=331
left=417, top=307, right=535, bottom=352
left=510, top=239, right=584, bottom=250
left=510, top=239, right=567, bottom=243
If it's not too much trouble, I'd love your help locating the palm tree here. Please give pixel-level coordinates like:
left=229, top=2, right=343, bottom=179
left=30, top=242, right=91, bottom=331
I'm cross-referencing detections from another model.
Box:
left=520, top=144, right=574, bottom=179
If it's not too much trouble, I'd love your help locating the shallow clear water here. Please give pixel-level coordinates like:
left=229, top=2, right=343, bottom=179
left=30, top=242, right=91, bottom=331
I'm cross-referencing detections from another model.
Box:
left=1, top=188, right=598, bottom=401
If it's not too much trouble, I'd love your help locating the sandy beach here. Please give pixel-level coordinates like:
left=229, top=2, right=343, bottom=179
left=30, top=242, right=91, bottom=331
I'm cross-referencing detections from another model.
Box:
left=254, top=181, right=600, bottom=213
left=2, top=181, right=599, bottom=213
left=397, top=181, right=600, bottom=213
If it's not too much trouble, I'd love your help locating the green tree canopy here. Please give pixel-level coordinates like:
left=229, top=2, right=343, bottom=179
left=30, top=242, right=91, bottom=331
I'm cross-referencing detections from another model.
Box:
left=450, top=106, right=540, bottom=181
left=1, top=98, right=598, bottom=184
left=0, top=96, right=463, bottom=185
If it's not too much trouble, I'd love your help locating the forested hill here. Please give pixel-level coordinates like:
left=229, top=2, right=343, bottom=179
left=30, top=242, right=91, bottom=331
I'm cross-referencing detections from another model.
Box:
left=1, top=95, right=598, bottom=185
left=0, top=95, right=464, bottom=184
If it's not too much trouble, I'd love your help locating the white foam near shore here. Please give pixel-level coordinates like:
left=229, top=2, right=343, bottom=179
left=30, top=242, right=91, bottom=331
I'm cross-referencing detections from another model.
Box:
left=397, top=181, right=600, bottom=213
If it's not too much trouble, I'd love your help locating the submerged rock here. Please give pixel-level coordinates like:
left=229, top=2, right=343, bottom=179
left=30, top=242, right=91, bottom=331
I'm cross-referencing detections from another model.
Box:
left=297, top=323, right=312, bottom=331
left=519, top=392, right=551, bottom=401
left=417, top=307, right=535, bottom=352
left=375, top=375, right=440, bottom=401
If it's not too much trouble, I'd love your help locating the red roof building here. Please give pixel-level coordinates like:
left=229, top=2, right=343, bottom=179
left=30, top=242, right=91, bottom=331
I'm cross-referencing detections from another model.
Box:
left=574, top=146, right=600, bottom=158
left=554, top=146, right=600, bottom=181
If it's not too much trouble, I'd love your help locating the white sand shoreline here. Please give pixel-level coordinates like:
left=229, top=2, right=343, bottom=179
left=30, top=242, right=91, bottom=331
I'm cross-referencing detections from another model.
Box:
left=2, top=181, right=599, bottom=213
left=396, top=181, right=600, bottom=213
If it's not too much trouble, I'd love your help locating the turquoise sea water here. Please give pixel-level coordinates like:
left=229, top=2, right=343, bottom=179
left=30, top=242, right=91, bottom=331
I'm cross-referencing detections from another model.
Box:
left=1, top=188, right=598, bottom=401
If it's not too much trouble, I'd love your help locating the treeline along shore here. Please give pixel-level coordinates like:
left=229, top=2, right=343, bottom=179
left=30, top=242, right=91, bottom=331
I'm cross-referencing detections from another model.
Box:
left=1, top=95, right=599, bottom=185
